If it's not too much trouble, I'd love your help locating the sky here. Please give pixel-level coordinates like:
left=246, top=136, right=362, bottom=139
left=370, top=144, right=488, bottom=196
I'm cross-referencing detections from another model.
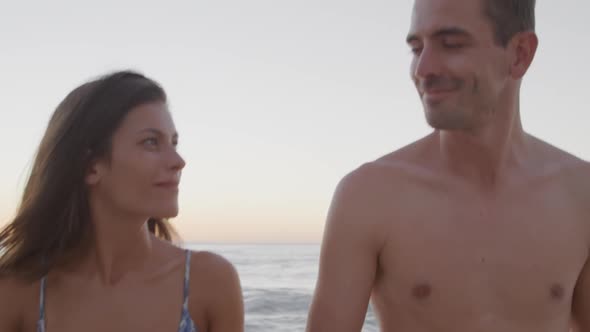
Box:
left=1, top=0, right=589, bottom=244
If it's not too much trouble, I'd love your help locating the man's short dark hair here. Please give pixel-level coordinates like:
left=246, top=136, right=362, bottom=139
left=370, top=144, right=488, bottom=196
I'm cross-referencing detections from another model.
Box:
left=483, top=0, right=536, bottom=47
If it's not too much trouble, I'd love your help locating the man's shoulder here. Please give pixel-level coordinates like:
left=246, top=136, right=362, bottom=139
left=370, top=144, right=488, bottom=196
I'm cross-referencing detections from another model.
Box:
left=334, top=137, right=436, bottom=214
left=527, top=135, right=590, bottom=178
left=529, top=135, right=590, bottom=217
left=340, top=135, right=436, bottom=190
left=559, top=156, right=590, bottom=208
left=562, top=157, right=590, bottom=179
left=326, top=140, right=435, bottom=248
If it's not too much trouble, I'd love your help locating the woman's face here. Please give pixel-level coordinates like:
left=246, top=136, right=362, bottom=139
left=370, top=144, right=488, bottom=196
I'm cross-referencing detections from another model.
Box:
left=87, top=101, right=185, bottom=220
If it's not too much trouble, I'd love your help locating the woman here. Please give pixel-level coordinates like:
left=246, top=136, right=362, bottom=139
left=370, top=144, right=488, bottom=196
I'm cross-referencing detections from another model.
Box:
left=0, top=71, right=244, bottom=332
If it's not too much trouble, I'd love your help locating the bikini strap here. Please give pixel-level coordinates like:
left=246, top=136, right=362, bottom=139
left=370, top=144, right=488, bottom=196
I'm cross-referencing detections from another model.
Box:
left=182, top=250, right=191, bottom=310
left=37, top=276, right=47, bottom=331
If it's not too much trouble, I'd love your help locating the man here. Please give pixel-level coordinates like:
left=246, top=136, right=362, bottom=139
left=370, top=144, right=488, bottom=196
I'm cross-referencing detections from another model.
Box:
left=306, top=0, right=590, bottom=331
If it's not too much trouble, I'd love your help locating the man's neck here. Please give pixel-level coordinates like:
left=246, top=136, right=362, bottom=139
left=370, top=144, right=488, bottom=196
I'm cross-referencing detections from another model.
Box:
left=436, top=109, right=529, bottom=189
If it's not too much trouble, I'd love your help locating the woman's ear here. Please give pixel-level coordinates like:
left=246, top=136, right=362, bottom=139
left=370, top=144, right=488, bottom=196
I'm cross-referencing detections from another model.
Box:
left=85, top=151, right=103, bottom=185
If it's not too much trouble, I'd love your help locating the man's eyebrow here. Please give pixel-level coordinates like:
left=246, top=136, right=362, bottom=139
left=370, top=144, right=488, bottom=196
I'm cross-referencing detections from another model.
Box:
left=406, top=27, right=472, bottom=44
left=432, top=27, right=472, bottom=39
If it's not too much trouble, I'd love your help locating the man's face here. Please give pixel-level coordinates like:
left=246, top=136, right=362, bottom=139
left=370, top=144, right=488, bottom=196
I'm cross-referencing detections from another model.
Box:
left=407, top=0, right=512, bottom=131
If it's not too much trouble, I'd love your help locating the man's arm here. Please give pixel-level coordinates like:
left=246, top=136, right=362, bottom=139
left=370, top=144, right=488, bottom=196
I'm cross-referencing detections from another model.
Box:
left=572, top=161, right=590, bottom=331
left=307, top=166, right=387, bottom=332
left=573, top=258, right=590, bottom=331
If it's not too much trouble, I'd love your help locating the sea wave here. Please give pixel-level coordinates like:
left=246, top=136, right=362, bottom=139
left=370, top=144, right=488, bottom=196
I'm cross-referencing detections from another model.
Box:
left=188, top=244, right=379, bottom=331
left=245, top=287, right=311, bottom=314
left=243, top=287, right=379, bottom=332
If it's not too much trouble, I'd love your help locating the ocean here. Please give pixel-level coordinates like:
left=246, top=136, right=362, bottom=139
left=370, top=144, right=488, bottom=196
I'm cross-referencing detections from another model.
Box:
left=186, top=244, right=379, bottom=332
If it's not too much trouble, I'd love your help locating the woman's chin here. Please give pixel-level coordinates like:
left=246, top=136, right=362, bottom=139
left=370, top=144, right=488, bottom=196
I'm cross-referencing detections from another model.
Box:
left=149, top=206, right=179, bottom=219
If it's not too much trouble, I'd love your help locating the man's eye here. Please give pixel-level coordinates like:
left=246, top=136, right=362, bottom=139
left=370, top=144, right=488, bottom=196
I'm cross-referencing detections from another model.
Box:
left=443, top=42, right=465, bottom=49
left=143, top=137, right=158, bottom=146
left=410, top=47, right=423, bottom=55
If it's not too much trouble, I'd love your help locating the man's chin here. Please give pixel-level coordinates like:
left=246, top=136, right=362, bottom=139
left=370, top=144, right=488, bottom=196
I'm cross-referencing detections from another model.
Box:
left=424, top=109, right=472, bottom=131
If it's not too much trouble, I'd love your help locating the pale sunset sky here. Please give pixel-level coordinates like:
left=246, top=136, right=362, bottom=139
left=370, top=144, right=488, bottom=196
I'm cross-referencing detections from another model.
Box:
left=1, top=0, right=589, bottom=243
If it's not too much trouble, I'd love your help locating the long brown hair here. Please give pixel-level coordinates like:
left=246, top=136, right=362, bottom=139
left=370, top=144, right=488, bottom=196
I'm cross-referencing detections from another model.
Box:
left=0, top=71, right=177, bottom=280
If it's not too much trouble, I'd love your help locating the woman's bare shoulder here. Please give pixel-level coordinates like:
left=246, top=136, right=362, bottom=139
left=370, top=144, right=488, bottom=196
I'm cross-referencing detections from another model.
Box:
left=188, top=250, right=240, bottom=285
left=0, top=276, right=38, bottom=331
left=187, top=250, right=244, bottom=329
left=0, top=275, right=36, bottom=302
left=187, top=249, right=242, bottom=302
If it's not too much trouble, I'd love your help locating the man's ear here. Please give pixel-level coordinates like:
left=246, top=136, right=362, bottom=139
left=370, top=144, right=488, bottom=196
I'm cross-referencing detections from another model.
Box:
left=509, top=31, right=539, bottom=79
